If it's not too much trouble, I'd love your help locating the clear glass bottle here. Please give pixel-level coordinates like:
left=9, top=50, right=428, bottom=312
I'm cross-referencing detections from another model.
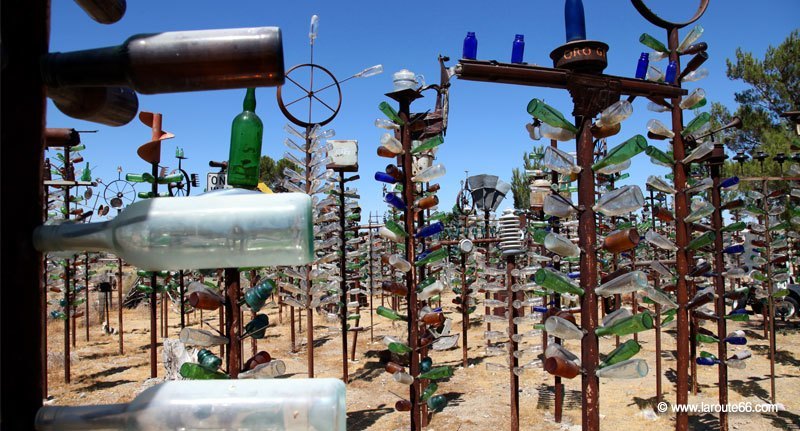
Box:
left=34, top=191, right=314, bottom=270
left=543, top=146, right=580, bottom=175
left=544, top=315, right=584, bottom=340
left=595, top=271, right=648, bottom=297
left=596, top=358, right=648, bottom=379
left=593, top=185, right=645, bottom=217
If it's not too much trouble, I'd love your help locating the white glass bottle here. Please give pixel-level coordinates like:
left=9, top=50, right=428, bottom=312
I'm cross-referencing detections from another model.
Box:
left=238, top=360, right=287, bottom=379
left=544, top=316, right=584, bottom=340
left=543, top=146, right=580, bottom=175
left=544, top=232, right=580, bottom=257
left=593, top=185, right=645, bottom=217
left=411, top=164, right=446, bottom=183
left=646, top=119, right=675, bottom=139
left=601, top=307, right=632, bottom=327
left=596, top=358, right=648, bottom=379
left=34, top=190, right=314, bottom=270
left=646, top=175, right=676, bottom=195
left=596, top=271, right=648, bottom=297
left=645, top=230, right=678, bottom=251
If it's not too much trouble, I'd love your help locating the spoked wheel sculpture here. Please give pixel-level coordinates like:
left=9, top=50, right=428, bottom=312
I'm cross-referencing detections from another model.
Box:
left=277, top=63, right=342, bottom=128
left=102, top=167, right=136, bottom=211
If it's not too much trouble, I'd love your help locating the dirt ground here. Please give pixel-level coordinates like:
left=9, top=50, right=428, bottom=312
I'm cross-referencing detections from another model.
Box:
left=45, top=286, right=800, bottom=431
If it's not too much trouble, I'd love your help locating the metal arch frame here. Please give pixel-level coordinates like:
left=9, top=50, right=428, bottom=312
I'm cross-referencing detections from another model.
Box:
left=276, top=63, right=343, bottom=128
left=631, top=0, right=709, bottom=29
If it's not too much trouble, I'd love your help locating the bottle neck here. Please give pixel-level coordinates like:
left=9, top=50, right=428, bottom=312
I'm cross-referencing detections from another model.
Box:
left=34, top=221, right=114, bottom=254
left=243, top=88, right=256, bottom=111
left=36, top=404, right=128, bottom=430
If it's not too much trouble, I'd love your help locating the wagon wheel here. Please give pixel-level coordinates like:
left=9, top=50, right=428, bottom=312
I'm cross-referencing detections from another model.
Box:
left=103, top=179, right=136, bottom=209
left=276, top=63, right=342, bottom=128
left=167, top=168, right=191, bottom=197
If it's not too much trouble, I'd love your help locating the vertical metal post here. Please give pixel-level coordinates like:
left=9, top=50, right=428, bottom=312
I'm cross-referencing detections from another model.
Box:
left=667, top=26, right=691, bottom=431
left=762, top=178, right=776, bottom=404
left=64, top=260, right=72, bottom=383
left=550, top=138, right=564, bottom=423
left=649, top=190, right=663, bottom=403
left=368, top=216, right=375, bottom=344
left=148, top=113, right=162, bottom=379
left=576, top=113, right=600, bottom=431
left=179, top=270, right=185, bottom=329
left=461, top=253, right=469, bottom=367
left=224, top=268, right=241, bottom=378
left=117, top=257, right=124, bottom=354
left=338, top=171, right=350, bottom=383
left=0, top=2, right=48, bottom=426
left=709, top=147, right=728, bottom=430
left=506, top=254, right=520, bottom=431
left=85, top=252, right=90, bottom=341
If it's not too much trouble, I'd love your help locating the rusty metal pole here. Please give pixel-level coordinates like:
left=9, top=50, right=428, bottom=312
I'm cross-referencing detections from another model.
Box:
left=368, top=218, right=376, bottom=344
left=85, top=252, right=90, bottom=341
left=338, top=171, right=350, bottom=383
left=179, top=269, right=185, bottom=329
left=0, top=3, right=48, bottom=426
left=506, top=253, right=520, bottom=431
left=461, top=252, right=469, bottom=367
left=64, top=260, right=72, bottom=383
left=148, top=114, right=162, bottom=379
left=224, top=268, right=241, bottom=378
left=117, top=257, right=124, bottom=354
left=576, top=113, right=600, bottom=431
left=667, top=26, right=692, bottom=431
left=709, top=145, right=729, bottom=430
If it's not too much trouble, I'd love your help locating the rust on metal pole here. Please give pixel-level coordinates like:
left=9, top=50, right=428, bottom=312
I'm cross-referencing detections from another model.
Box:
left=85, top=252, right=90, bottom=341
left=506, top=254, right=520, bottom=431
left=64, top=260, right=72, bottom=383
left=117, top=257, right=124, bottom=354
left=461, top=252, right=469, bottom=367
left=667, top=26, right=691, bottom=431
left=576, top=113, right=600, bottom=431
left=224, top=268, right=241, bottom=378
left=148, top=113, right=162, bottom=379
left=179, top=269, right=185, bottom=329
left=339, top=171, right=350, bottom=383
left=709, top=145, right=729, bottom=430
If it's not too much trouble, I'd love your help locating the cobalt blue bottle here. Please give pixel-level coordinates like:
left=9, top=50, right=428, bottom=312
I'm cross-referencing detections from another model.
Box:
left=565, top=0, right=586, bottom=42
left=511, top=34, right=525, bottom=64
left=665, top=61, right=678, bottom=83
left=375, top=172, right=398, bottom=184
left=415, top=221, right=444, bottom=238
left=463, top=32, right=478, bottom=59
left=635, top=52, right=649, bottom=79
left=720, top=176, right=740, bottom=189
left=384, top=193, right=406, bottom=211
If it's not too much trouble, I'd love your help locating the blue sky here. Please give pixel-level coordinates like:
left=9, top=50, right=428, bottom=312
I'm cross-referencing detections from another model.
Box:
left=48, top=0, right=799, bottom=219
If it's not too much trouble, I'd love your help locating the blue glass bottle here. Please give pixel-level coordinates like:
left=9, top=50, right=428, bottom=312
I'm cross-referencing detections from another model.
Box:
left=567, top=271, right=581, bottom=279
left=696, top=357, right=718, bottom=366
left=375, top=172, right=398, bottom=184
left=565, top=0, right=586, bottom=42
left=463, top=32, right=478, bottom=59
left=385, top=193, right=406, bottom=211
left=635, top=52, right=649, bottom=79
left=724, top=336, right=747, bottom=345
left=720, top=176, right=740, bottom=189
left=533, top=306, right=548, bottom=313
left=511, top=34, right=525, bottom=64
left=665, top=61, right=678, bottom=84
left=415, top=222, right=444, bottom=238
left=723, top=245, right=744, bottom=254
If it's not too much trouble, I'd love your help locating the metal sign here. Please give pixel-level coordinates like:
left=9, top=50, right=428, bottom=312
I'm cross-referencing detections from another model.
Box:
left=207, top=172, right=227, bottom=191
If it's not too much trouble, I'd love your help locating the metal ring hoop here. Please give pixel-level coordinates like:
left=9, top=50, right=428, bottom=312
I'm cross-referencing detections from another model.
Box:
left=631, top=0, right=709, bottom=29
left=276, top=63, right=342, bottom=128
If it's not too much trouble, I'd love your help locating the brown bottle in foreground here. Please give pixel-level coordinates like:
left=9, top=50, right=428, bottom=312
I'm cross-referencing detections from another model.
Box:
left=653, top=206, right=675, bottom=223
left=188, top=291, right=224, bottom=311
left=544, top=356, right=581, bottom=379
left=421, top=312, right=446, bottom=327
left=602, top=228, right=640, bottom=254
left=381, top=281, right=408, bottom=297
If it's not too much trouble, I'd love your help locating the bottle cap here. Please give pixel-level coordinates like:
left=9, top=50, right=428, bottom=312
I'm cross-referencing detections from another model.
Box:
left=515, top=34, right=524, bottom=40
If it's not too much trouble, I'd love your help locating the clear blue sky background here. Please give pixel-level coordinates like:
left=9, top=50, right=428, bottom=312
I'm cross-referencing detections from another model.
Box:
left=48, top=0, right=799, bottom=219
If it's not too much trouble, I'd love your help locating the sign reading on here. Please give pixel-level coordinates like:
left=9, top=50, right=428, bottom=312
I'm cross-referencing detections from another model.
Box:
left=207, top=172, right=228, bottom=191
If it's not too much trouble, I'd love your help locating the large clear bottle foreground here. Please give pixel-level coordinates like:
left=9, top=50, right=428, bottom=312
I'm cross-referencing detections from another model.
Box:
left=33, top=190, right=314, bottom=270
left=35, top=379, right=346, bottom=430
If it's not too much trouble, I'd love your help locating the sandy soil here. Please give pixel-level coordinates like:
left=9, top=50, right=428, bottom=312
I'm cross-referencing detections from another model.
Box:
left=45, top=286, right=800, bottom=431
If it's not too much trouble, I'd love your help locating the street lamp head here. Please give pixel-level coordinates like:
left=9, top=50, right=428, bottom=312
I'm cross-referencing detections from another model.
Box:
left=733, top=151, right=749, bottom=164
left=753, top=151, right=768, bottom=162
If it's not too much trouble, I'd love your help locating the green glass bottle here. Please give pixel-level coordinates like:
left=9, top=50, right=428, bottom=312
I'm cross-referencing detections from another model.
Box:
left=227, top=88, right=264, bottom=188
left=721, top=221, right=746, bottom=233
left=418, top=366, right=454, bottom=380
left=379, top=101, right=405, bottom=125
left=388, top=342, right=412, bottom=354
left=532, top=228, right=549, bottom=244
left=639, top=33, right=668, bottom=53
left=415, top=248, right=448, bottom=267
left=411, top=135, right=444, bottom=154
left=681, top=112, right=711, bottom=137
left=80, top=163, right=92, bottom=182
left=687, top=231, right=715, bottom=251
left=526, top=98, right=578, bottom=133
left=645, top=146, right=674, bottom=167
left=179, top=362, right=229, bottom=380
left=420, top=357, right=433, bottom=373
left=769, top=222, right=789, bottom=232
left=157, top=173, right=185, bottom=184
left=661, top=308, right=677, bottom=325
left=745, top=204, right=766, bottom=216
left=596, top=312, right=653, bottom=337
left=197, top=349, right=222, bottom=371
left=377, top=306, right=407, bottom=321
left=724, top=313, right=749, bottom=322
left=591, top=135, right=648, bottom=171
left=599, top=339, right=641, bottom=368
left=534, top=267, right=585, bottom=296
left=244, top=314, right=269, bottom=339
left=696, top=333, right=719, bottom=344
left=385, top=220, right=407, bottom=238
left=421, top=382, right=438, bottom=402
